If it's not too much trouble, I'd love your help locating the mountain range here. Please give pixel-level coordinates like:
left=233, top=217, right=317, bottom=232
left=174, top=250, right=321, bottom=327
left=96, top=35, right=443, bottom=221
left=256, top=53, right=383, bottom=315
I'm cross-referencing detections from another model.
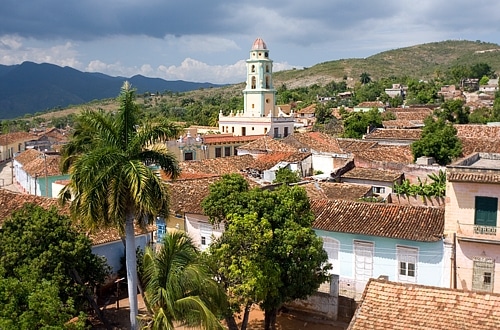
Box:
left=0, top=61, right=224, bottom=119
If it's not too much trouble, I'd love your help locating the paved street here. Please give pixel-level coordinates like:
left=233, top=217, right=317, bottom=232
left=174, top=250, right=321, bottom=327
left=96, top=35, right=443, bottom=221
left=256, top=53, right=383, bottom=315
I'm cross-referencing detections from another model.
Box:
left=0, top=161, right=19, bottom=193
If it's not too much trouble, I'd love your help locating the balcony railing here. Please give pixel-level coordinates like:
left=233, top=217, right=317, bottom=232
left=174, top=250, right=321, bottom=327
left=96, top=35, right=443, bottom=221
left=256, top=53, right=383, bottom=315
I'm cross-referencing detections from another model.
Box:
left=457, top=222, right=500, bottom=241
left=474, top=225, right=497, bottom=235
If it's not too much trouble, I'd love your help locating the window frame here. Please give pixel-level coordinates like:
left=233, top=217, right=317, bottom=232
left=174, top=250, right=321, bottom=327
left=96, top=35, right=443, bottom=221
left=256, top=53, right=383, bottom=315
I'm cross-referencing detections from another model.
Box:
left=397, top=245, right=418, bottom=283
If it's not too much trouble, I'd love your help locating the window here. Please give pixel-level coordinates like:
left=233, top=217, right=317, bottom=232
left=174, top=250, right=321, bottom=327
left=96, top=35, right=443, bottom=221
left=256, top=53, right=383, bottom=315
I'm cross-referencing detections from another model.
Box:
left=284, top=127, right=289, bottom=137
left=472, top=257, right=494, bottom=292
left=397, top=246, right=417, bottom=282
left=201, top=236, right=206, bottom=245
left=373, top=187, right=386, bottom=194
left=224, top=146, right=231, bottom=157
left=251, top=76, right=256, bottom=89
left=199, top=223, right=213, bottom=251
left=234, top=146, right=239, bottom=155
left=266, top=76, right=270, bottom=89
left=232, top=127, right=234, bottom=133
left=184, top=152, right=193, bottom=161
left=474, top=196, right=498, bottom=235
left=242, top=127, right=246, bottom=136
left=215, top=147, right=222, bottom=158
left=251, top=65, right=255, bottom=73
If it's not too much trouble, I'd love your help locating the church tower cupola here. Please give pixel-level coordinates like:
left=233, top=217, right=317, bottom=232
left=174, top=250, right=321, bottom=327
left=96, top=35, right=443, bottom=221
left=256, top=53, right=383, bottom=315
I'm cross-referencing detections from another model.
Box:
left=244, top=37, right=276, bottom=117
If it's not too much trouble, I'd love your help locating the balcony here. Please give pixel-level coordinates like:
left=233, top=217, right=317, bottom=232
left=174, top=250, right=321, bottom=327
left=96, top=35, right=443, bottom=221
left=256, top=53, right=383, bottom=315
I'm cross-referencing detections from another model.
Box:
left=457, top=222, right=500, bottom=243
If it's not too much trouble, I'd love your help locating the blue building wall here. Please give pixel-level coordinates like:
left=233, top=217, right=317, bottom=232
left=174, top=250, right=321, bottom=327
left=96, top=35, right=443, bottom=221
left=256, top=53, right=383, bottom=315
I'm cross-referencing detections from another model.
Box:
left=315, top=230, right=446, bottom=287
left=92, top=234, right=151, bottom=274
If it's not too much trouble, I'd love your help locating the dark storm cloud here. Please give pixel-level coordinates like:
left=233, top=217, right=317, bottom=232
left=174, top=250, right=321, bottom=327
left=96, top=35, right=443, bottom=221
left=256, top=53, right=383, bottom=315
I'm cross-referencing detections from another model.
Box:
left=0, top=0, right=231, bottom=40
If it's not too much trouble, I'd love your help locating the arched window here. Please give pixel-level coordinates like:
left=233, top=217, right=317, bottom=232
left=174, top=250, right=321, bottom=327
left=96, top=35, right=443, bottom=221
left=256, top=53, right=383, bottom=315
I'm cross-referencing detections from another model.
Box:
left=266, top=65, right=270, bottom=73
left=251, top=65, right=255, bottom=73
left=265, top=76, right=270, bottom=89
left=251, top=76, right=256, bottom=89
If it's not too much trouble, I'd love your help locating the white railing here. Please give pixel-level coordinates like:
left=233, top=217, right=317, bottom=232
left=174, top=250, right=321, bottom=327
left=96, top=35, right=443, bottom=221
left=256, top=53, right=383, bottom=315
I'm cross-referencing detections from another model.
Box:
left=457, top=222, right=500, bottom=240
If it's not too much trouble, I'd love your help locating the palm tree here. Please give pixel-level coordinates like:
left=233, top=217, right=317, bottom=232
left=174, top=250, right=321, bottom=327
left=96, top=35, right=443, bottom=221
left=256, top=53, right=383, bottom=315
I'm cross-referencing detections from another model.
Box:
left=360, top=72, right=372, bottom=84
left=142, top=231, right=226, bottom=330
left=60, top=81, right=181, bottom=330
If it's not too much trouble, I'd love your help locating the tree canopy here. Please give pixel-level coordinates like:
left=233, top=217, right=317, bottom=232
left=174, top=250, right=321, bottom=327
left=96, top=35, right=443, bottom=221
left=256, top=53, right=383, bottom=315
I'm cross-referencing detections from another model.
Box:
left=202, top=174, right=330, bottom=330
left=0, top=204, right=109, bottom=329
left=411, top=117, right=462, bottom=165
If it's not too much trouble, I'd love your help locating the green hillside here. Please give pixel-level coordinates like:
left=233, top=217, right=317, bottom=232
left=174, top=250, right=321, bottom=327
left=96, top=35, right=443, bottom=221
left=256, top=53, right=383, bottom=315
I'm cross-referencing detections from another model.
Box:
left=274, top=40, right=500, bottom=88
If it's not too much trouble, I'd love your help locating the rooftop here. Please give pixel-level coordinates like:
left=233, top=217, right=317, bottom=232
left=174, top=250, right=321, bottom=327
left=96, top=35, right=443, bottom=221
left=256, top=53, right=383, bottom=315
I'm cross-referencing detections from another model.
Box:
left=311, top=199, right=444, bottom=241
left=301, top=182, right=372, bottom=201
left=447, top=152, right=500, bottom=183
left=282, top=132, right=344, bottom=154
left=349, top=279, right=500, bottom=330
left=355, top=145, right=414, bottom=164
left=341, top=167, right=403, bottom=182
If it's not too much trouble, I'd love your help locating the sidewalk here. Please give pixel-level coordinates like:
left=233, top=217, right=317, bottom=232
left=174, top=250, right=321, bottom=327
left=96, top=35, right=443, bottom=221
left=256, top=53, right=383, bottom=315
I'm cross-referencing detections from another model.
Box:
left=0, top=161, right=19, bottom=193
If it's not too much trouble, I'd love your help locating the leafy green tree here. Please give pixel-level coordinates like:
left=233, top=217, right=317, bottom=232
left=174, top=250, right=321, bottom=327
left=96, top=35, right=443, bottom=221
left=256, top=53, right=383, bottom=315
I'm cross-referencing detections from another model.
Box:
left=434, top=99, right=469, bottom=124
left=479, top=76, right=490, bottom=86
left=60, top=82, right=181, bottom=330
left=202, top=175, right=330, bottom=330
left=273, top=167, right=301, bottom=184
left=342, top=108, right=383, bottom=139
left=411, top=117, right=462, bottom=165
left=405, top=79, right=440, bottom=104
left=0, top=204, right=108, bottom=329
left=314, top=102, right=334, bottom=124
left=142, top=232, right=226, bottom=330
left=468, top=107, right=493, bottom=124
left=470, top=63, right=495, bottom=79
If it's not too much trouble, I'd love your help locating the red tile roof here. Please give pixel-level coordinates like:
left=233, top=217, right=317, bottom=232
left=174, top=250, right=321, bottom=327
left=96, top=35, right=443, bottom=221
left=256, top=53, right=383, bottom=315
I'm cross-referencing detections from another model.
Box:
left=342, top=167, right=403, bottom=182
left=15, top=149, right=42, bottom=165
left=447, top=171, right=500, bottom=184
left=22, top=154, right=63, bottom=177
left=355, top=101, right=384, bottom=108
left=0, top=132, right=37, bottom=146
left=283, top=132, right=344, bottom=153
left=202, top=134, right=265, bottom=144
left=0, top=189, right=153, bottom=246
left=178, top=155, right=256, bottom=176
left=355, top=145, right=414, bottom=164
left=455, top=124, right=500, bottom=139
left=301, top=182, right=372, bottom=201
left=349, top=279, right=500, bottom=330
left=296, top=104, right=316, bottom=114
left=311, top=199, right=444, bottom=241
left=460, top=138, right=500, bottom=156
left=365, top=128, right=422, bottom=141
left=336, top=139, right=377, bottom=153
left=238, top=135, right=297, bottom=152
left=253, top=151, right=311, bottom=170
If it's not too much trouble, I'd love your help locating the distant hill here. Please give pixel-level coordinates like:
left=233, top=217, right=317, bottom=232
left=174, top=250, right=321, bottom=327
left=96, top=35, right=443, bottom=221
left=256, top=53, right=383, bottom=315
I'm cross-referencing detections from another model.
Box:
left=274, top=40, right=500, bottom=88
left=0, top=61, right=224, bottom=119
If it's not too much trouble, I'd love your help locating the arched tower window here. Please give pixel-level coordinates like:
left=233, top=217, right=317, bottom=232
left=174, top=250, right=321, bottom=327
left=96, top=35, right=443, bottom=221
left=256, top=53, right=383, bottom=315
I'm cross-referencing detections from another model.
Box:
left=251, top=65, right=255, bottom=73
left=265, top=76, right=270, bottom=89
left=266, top=65, right=270, bottom=73
left=251, top=76, right=256, bottom=89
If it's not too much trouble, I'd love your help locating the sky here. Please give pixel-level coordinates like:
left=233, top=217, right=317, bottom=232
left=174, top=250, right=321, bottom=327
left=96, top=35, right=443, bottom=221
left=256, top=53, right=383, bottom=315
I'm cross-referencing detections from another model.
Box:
left=1, top=1, right=500, bottom=85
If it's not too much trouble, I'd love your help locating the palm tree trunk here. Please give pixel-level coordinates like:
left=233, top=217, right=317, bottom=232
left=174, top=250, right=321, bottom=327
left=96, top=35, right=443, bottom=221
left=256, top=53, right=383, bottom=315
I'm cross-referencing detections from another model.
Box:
left=125, top=214, right=139, bottom=330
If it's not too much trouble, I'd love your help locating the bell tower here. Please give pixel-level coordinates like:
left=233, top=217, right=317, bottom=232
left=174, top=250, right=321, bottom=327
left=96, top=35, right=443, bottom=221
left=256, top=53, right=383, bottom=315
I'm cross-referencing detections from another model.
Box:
left=243, top=38, right=276, bottom=117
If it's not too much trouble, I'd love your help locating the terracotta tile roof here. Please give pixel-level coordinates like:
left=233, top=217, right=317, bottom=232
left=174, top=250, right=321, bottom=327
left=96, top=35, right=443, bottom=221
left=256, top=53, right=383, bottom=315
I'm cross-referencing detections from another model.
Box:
left=0, top=132, right=37, bottom=146
left=336, top=139, right=377, bottom=153
left=349, top=279, right=500, bottom=330
left=296, top=104, right=316, bottom=114
left=455, top=124, right=500, bottom=139
left=356, top=145, right=414, bottom=164
left=15, top=149, right=42, bottom=165
left=342, top=167, right=403, bottom=182
left=382, top=120, right=422, bottom=129
left=202, top=134, right=265, bottom=144
left=167, top=176, right=259, bottom=215
left=311, top=199, right=444, bottom=241
left=0, top=186, right=153, bottom=246
left=252, top=151, right=311, bottom=171
left=22, top=154, right=63, bottom=177
left=0, top=189, right=67, bottom=221
left=392, top=110, right=432, bottom=121
left=447, top=171, right=500, bottom=183
left=301, top=182, right=372, bottom=201
left=37, top=127, right=70, bottom=142
left=365, top=128, right=422, bottom=141
left=167, top=177, right=220, bottom=214
left=179, top=155, right=256, bottom=176
left=238, top=136, right=297, bottom=152
left=283, top=132, right=344, bottom=154
left=460, top=138, right=500, bottom=156
left=355, top=101, right=384, bottom=108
